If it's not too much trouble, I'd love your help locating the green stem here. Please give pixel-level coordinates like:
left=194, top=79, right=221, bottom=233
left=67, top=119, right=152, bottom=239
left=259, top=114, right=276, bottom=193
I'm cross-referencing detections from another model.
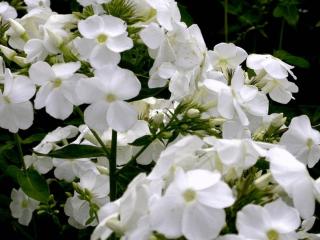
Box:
left=278, top=19, right=285, bottom=50
left=14, top=133, right=26, bottom=171
left=224, top=0, right=229, bottom=42
left=110, top=130, right=117, bottom=201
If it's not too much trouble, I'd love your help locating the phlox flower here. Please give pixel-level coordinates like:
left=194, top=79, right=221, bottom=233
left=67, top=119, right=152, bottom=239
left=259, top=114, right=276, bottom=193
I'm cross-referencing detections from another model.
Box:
left=76, top=65, right=141, bottom=132
left=24, top=0, right=51, bottom=11
left=267, top=147, right=315, bottom=219
left=10, top=188, right=39, bottom=226
left=280, top=115, right=320, bottom=168
left=0, top=2, right=17, bottom=21
left=236, top=198, right=300, bottom=240
left=150, top=168, right=235, bottom=240
left=77, top=14, right=132, bottom=69
left=0, top=69, right=35, bottom=132
left=29, top=61, right=81, bottom=120
left=247, top=53, right=297, bottom=80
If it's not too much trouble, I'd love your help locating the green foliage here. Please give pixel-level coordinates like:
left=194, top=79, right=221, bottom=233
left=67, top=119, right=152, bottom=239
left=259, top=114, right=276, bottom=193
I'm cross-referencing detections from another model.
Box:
left=102, top=0, right=143, bottom=25
left=17, top=168, right=50, bottom=203
left=274, top=49, right=310, bottom=68
left=40, top=144, right=106, bottom=159
left=273, top=0, right=300, bottom=26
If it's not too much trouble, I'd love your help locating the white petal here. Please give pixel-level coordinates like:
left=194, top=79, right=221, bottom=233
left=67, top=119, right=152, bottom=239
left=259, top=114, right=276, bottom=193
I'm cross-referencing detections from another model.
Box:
left=218, top=89, right=234, bottom=119
left=183, top=203, right=226, bottom=240
left=78, top=15, right=104, bottom=39
left=107, top=34, right=133, bottom=52
left=107, top=101, right=138, bottom=132
left=150, top=195, right=183, bottom=238
left=0, top=101, right=33, bottom=132
left=52, top=62, right=80, bottom=79
left=292, top=179, right=315, bottom=219
left=101, top=15, right=126, bottom=37
left=269, top=86, right=292, bottom=104
left=29, top=61, right=55, bottom=85
left=198, top=181, right=235, bottom=208
left=45, top=89, right=73, bottom=120
left=233, top=99, right=249, bottom=126
left=265, top=199, right=300, bottom=233
left=90, top=45, right=120, bottom=69
left=246, top=54, right=267, bottom=70
left=76, top=77, right=105, bottom=104
left=263, top=59, right=288, bottom=79
left=24, top=39, right=47, bottom=62
left=34, top=84, right=53, bottom=109
left=139, top=23, right=164, bottom=49
left=73, top=37, right=96, bottom=59
left=84, top=102, right=109, bottom=133
left=8, top=76, right=35, bottom=103
left=108, top=68, right=141, bottom=100
left=244, top=92, right=269, bottom=116
left=187, top=169, right=221, bottom=190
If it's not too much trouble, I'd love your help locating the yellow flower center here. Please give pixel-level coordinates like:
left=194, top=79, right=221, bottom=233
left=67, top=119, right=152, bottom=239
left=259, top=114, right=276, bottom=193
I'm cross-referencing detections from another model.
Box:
left=267, top=229, right=279, bottom=240
left=97, top=34, right=108, bottom=44
left=183, top=189, right=196, bottom=203
left=306, top=138, right=314, bottom=150
left=106, top=94, right=117, bottom=103
left=53, top=78, right=62, bottom=88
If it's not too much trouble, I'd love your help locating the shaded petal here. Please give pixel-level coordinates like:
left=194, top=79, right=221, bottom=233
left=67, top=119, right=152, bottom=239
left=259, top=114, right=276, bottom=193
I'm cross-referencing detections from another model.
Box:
left=84, top=102, right=109, bottom=132
left=139, top=23, right=164, bottom=49
left=218, top=89, right=234, bottom=119
left=52, top=62, right=81, bottom=79
left=90, top=45, right=120, bottom=69
left=102, top=15, right=126, bottom=37
left=8, top=76, right=36, bottom=103
left=107, top=34, right=133, bottom=52
left=34, top=84, right=53, bottom=109
left=78, top=15, right=104, bottom=39
left=107, top=101, right=138, bottom=132
left=29, top=61, right=55, bottom=85
left=45, top=89, right=73, bottom=120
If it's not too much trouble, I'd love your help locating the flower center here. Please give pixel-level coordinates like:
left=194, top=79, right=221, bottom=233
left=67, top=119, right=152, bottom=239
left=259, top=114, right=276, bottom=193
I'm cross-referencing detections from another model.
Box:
left=306, top=138, right=314, bottom=150
left=97, top=34, right=108, bottom=44
left=53, top=78, right=62, bottom=88
left=106, top=94, right=117, bottom=103
left=21, top=199, right=29, bottom=208
left=267, top=229, right=279, bottom=240
left=183, top=189, right=196, bottom=203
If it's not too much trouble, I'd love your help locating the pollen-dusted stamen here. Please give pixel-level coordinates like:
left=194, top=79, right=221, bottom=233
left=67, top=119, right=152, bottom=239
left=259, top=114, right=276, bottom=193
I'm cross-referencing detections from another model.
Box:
left=106, top=94, right=117, bottom=103
left=53, top=78, right=62, bottom=88
left=97, top=34, right=108, bottom=44
left=306, top=138, right=314, bottom=150
left=183, top=189, right=197, bottom=203
left=267, top=229, right=279, bottom=240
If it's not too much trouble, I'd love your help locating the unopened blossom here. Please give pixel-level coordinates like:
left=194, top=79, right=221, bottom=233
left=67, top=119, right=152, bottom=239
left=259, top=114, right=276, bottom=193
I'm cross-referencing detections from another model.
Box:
left=236, top=199, right=300, bottom=240
left=150, top=168, right=235, bottom=240
left=10, top=188, right=39, bottom=226
left=0, top=2, right=17, bottom=21
left=247, top=53, right=297, bottom=80
left=29, top=61, right=81, bottom=120
left=24, top=0, right=51, bottom=11
left=0, top=69, right=35, bottom=132
left=76, top=65, right=141, bottom=132
left=280, top=115, right=320, bottom=168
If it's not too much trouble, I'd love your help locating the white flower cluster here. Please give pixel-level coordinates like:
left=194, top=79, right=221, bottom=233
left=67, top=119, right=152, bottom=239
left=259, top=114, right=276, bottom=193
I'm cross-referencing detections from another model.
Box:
left=1, top=0, right=320, bottom=239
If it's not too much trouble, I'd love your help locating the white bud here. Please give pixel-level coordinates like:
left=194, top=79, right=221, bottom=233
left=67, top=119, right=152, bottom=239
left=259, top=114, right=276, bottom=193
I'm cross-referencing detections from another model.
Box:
left=13, top=56, right=27, bottom=67
left=9, top=19, right=26, bottom=36
left=0, top=45, right=16, bottom=60
left=187, top=108, right=200, bottom=118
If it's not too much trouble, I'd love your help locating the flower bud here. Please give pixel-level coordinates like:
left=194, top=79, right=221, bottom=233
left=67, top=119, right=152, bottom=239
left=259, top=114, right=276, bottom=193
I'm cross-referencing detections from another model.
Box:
left=9, top=19, right=26, bottom=36
left=186, top=108, right=200, bottom=118
left=105, top=217, right=123, bottom=235
left=13, top=56, right=27, bottom=67
left=270, top=113, right=286, bottom=129
left=209, top=118, right=226, bottom=126
left=0, top=45, right=16, bottom=60
left=96, top=166, right=109, bottom=175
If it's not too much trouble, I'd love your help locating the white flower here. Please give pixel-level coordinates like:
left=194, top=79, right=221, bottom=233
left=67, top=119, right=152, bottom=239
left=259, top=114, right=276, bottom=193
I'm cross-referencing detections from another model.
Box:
left=280, top=115, right=320, bottom=168
left=10, top=188, right=39, bottom=226
left=204, top=67, right=269, bottom=126
left=77, top=0, right=111, bottom=7
left=24, top=154, right=53, bottom=174
left=76, top=65, right=141, bottom=132
left=0, top=2, right=17, bottom=21
left=208, top=42, right=248, bottom=70
left=29, top=61, right=81, bottom=120
left=24, top=0, right=51, bottom=11
left=247, top=54, right=297, bottom=80
left=77, top=14, right=132, bottom=68
left=150, top=168, right=235, bottom=239
left=0, top=69, right=35, bottom=132
left=267, top=147, right=315, bottom=219
left=236, top=199, right=300, bottom=240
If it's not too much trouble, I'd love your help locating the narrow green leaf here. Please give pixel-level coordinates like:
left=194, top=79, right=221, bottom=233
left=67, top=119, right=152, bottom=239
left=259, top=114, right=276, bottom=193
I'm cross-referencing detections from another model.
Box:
left=130, top=135, right=153, bottom=146
left=17, top=169, right=50, bottom=203
left=45, top=144, right=106, bottom=159
left=274, top=50, right=310, bottom=68
left=21, top=133, right=46, bottom=145
left=5, top=165, right=22, bottom=183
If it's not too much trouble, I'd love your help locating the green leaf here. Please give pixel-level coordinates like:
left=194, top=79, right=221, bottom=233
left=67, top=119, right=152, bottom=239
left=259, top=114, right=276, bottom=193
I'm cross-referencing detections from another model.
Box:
left=17, top=169, right=50, bottom=203
left=130, top=135, right=153, bottom=146
left=5, top=165, right=22, bottom=183
left=178, top=4, right=193, bottom=26
left=21, top=133, right=46, bottom=145
left=273, top=4, right=299, bottom=26
left=45, top=144, right=106, bottom=159
left=274, top=50, right=310, bottom=68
